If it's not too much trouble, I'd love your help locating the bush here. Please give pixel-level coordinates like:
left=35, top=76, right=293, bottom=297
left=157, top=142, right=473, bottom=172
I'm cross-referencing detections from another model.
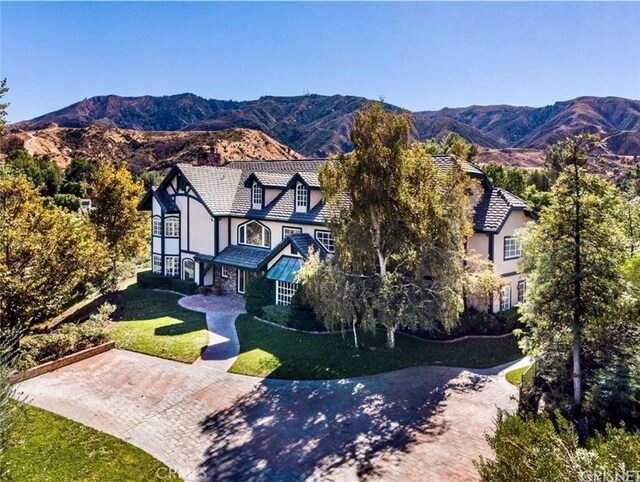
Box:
left=16, top=303, right=112, bottom=370
left=288, top=290, right=325, bottom=331
left=262, top=305, right=291, bottom=326
left=408, top=307, right=522, bottom=340
left=245, top=275, right=273, bottom=317
left=475, top=410, right=640, bottom=482
left=52, top=193, right=81, bottom=212
left=136, top=270, right=197, bottom=295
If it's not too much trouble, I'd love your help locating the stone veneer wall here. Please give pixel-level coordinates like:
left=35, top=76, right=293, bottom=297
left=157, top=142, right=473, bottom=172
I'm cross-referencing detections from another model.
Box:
left=216, top=266, right=238, bottom=295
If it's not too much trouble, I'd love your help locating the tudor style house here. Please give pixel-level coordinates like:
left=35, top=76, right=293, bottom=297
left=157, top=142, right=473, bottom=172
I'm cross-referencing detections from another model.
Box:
left=138, top=157, right=536, bottom=313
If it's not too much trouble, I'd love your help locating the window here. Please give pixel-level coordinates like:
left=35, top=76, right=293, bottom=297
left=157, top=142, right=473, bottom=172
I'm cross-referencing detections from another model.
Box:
left=500, top=285, right=512, bottom=311
left=315, top=230, right=336, bottom=253
left=152, top=254, right=162, bottom=274
left=183, top=259, right=195, bottom=281
left=517, top=280, right=527, bottom=304
left=165, top=256, right=179, bottom=277
left=276, top=281, right=298, bottom=306
left=252, top=182, right=263, bottom=209
left=220, top=265, right=228, bottom=278
left=238, top=220, right=271, bottom=248
left=237, top=269, right=247, bottom=294
left=504, top=237, right=522, bottom=260
left=283, top=226, right=302, bottom=238
left=152, top=217, right=162, bottom=236
left=295, top=183, right=308, bottom=211
left=165, top=218, right=180, bottom=237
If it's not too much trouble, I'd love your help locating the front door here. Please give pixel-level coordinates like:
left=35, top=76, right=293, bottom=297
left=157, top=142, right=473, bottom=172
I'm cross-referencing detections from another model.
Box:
left=237, top=269, right=248, bottom=294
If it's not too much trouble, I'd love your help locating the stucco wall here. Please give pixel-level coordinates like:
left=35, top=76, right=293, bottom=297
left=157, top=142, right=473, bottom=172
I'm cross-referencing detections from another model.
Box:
left=188, top=198, right=215, bottom=255
left=493, top=211, right=531, bottom=276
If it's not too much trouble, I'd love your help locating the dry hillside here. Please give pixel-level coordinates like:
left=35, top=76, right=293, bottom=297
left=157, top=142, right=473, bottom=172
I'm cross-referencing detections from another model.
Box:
left=0, top=125, right=303, bottom=170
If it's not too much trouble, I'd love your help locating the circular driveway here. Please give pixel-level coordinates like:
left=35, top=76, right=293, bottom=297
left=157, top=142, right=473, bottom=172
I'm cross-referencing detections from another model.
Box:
left=14, top=346, right=520, bottom=481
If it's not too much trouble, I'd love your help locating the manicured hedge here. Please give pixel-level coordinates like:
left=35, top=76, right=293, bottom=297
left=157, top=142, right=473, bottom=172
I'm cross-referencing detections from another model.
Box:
left=136, top=270, right=198, bottom=295
left=245, top=275, right=274, bottom=317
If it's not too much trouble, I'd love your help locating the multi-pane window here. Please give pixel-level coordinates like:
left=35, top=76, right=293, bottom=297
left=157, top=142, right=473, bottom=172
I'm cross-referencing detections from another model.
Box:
left=295, top=183, right=308, bottom=211
left=165, top=217, right=180, bottom=237
left=183, top=259, right=195, bottom=281
left=238, top=221, right=271, bottom=248
left=152, top=217, right=162, bottom=236
left=276, top=281, right=298, bottom=306
left=252, top=183, right=263, bottom=209
left=165, top=256, right=179, bottom=277
left=221, top=265, right=228, bottom=278
left=517, top=280, right=527, bottom=304
left=500, top=285, right=512, bottom=311
left=504, top=237, right=522, bottom=260
left=152, top=254, right=162, bottom=274
left=315, top=230, right=336, bottom=253
left=283, top=226, right=302, bottom=238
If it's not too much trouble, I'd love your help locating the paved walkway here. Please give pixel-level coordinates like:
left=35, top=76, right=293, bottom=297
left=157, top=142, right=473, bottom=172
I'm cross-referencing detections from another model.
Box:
left=178, top=294, right=245, bottom=372
left=14, top=348, right=519, bottom=482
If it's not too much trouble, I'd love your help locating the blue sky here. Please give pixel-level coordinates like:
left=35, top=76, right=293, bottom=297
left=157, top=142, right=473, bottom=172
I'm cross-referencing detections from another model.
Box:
left=1, top=2, right=639, bottom=122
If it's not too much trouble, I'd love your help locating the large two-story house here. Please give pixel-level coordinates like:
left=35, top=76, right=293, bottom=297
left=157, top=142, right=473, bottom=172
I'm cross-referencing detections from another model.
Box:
left=138, top=157, right=536, bottom=313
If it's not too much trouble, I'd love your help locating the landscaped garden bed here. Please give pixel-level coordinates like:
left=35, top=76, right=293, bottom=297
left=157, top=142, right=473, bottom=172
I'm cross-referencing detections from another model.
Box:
left=111, top=284, right=208, bottom=363
left=230, top=314, right=523, bottom=380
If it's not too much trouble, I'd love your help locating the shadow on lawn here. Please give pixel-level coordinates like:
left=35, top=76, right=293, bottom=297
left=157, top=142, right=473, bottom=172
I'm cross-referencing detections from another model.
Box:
left=198, top=368, right=488, bottom=481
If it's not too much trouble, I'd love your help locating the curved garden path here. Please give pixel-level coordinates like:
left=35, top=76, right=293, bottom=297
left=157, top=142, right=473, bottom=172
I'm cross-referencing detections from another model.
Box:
left=14, top=294, right=524, bottom=482
left=178, top=294, right=245, bottom=371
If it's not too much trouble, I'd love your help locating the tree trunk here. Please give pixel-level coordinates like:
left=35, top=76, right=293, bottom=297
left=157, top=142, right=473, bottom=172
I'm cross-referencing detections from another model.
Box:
left=572, top=159, right=583, bottom=414
left=352, top=319, right=359, bottom=349
left=572, top=323, right=582, bottom=414
left=386, top=326, right=396, bottom=349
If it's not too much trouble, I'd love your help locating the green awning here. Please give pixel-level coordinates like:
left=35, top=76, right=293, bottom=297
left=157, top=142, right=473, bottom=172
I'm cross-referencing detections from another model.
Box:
left=266, top=256, right=302, bottom=284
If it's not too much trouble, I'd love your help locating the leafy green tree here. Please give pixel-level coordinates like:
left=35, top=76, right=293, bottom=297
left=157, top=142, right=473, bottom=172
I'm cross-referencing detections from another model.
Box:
left=52, top=193, right=81, bottom=212
left=64, top=154, right=97, bottom=184
left=424, top=132, right=478, bottom=163
left=0, top=176, right=108, bottom=332
left=522, top=184, right=551, bottom=212
left=519, top=135, right=627, bottom=415
left=320, top=103, right=480, bottom=348
left=5, top=149, right=62, bottom=196
left=138, top=170, right=164, bottom=190
left=89, top=163, right=148, bottom=278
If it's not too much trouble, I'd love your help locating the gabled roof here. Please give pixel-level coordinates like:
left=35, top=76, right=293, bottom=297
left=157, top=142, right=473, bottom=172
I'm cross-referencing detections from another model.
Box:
left=286, top=171, right=321, bottom=189
left=244, top=172, right=292, bottom=188
left=260, top=233, right=327, bottom=269
left=138, top=186, right=180, bottom=214
left=473, top=187, right=535, bottom=233
left=175, top=164, right=243, bottom=216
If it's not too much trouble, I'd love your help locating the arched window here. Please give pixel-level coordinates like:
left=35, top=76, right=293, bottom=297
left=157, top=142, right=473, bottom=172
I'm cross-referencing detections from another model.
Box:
left=183, top=259, right=195, bottom=281
left=238, top=220, right=271, bottom=248
left=295, top=183, right=308, bottom=211
left=252, top=182, right=263, bottom=209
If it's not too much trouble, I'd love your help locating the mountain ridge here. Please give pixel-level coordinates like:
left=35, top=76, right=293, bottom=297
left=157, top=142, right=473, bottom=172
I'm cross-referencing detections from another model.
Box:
left=9, top=93, right=640, bottom=161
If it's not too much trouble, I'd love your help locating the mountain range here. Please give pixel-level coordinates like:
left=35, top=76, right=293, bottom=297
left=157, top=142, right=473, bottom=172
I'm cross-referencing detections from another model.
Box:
left=6, top=93, right=640, bottom=172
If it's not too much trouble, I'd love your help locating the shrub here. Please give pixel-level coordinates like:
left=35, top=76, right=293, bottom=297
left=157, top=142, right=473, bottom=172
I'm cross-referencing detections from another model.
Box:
left=245, top=275, right=273, bottom=317
left=475, top=410, right=640, bottom=482
left=52, top=193, right=81, bottom=212
left=17, top=303, right=112, bottom=370
left=262, top=305, right=291, bottom=326
left=494, top=307, right=521, bottom=332
left=288, top=290, right=325, bottom=331
left=136, top=270, right=197, bottom=295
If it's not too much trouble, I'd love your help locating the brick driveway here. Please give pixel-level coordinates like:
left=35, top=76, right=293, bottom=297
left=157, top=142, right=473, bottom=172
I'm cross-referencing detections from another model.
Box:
left=14, top=349, right=519, bottom=482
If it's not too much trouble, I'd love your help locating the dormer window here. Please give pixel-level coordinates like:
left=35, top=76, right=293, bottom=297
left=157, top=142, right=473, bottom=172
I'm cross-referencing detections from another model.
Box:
left=252, top=182, right=263, bottom=209
left=295, top=183, right=308, bottom=212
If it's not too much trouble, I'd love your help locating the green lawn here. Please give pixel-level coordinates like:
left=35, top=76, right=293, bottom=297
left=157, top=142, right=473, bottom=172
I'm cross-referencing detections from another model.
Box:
left=3, top=404, right=181, bottom=482
left=230, top=315, right=524, bottom=380
left=111, top=285, right=208, bottom=363
left=505, top=364, right=531, bottom=385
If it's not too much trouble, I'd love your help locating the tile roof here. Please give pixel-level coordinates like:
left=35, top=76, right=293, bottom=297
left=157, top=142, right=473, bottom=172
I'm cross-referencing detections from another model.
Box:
left=211, top=244, right=271, bottom=270
left=473, top=187, right=531, bottom=233
left=176, top=164, right=243, bottom=216
left=288, top=233, right=327, bottom=258
left=171, top=157, right=532, bottom=233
